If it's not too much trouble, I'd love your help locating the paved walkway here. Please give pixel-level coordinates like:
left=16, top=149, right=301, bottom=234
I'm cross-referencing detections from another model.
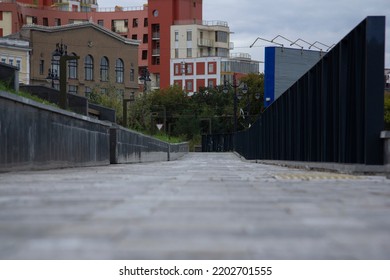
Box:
left=0, top=153, right=389, bottom=259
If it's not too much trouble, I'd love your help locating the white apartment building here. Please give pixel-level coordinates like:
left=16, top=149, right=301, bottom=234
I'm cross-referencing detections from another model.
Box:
left=170, top=20, right=259, bottom=94
left=0, top=38, right=31, bottom=85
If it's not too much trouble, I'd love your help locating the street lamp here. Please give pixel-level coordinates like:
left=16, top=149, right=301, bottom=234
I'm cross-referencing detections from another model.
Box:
left=139, top=67, right=151, bottom=93
left=46, top=68, right=59, bottom=88
left=222, top=73, right=248, bottom=150
left=51, top=42, right=79, bottom=109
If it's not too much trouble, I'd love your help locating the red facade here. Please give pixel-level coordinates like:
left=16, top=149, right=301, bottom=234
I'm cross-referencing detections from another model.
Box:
left=147, top=0, right=202, bottom=88
left=0, top=0, right=203, bottom=90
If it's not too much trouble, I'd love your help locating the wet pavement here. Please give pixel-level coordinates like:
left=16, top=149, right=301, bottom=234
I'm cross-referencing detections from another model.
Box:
left=0, top=153, right=389, bottom=259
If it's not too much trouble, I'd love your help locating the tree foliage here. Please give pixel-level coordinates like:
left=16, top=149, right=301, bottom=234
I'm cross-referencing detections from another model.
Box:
left=385, top=92, right=390, bottom=129
left=126, top=73, right=265, bottom=144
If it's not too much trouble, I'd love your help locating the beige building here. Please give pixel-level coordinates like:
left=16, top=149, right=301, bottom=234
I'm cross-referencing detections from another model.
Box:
left=0, top=38, right=31, bottom=85
left=171, top=21, right=232, bottom=59
left=169, top=20, right=259, bottom=94
left=9, top=22, right=139, bottom=98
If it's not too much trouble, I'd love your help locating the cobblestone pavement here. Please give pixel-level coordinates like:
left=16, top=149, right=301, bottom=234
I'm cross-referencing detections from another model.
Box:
left=0, top=153, right=389, bottom=259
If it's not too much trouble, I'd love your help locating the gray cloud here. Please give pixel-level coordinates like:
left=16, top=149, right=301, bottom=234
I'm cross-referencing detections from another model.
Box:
left=98, top=0, right=389, bottom=68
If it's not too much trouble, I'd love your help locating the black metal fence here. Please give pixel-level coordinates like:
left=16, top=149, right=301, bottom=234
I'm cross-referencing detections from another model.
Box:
left=206, top=17, right=386, bottom=165
left=202, top=134, right=233, bottom=152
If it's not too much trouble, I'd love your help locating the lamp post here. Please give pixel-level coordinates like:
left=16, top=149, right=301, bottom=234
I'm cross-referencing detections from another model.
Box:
left=223, top=73, right=248, bottom=135
left=51, top=42, right=79, bottom=109
left=139, top=67, right=151, bottom=93
left=122, top=92, right=135, bottom=127
left=46, top=68, right=59, bottom=88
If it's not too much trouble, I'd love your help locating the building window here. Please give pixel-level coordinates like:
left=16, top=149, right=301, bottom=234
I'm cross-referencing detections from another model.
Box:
left=16, top=59, right=21, bottom=70
left=133, top=18, right=138, bottom=27
left=1, top=57, right=6, bottom=64
left=175, top=31, right=179, bottom=41
left=8, top=58, right=13, bottom=66
left=152, top=57, right=160, bottom=65
left=175, top=48, right=179, bottom=58
left=43, top=17, right=48, bottom=26
left=187, top=63, right=193, bottom=74
left=39, top=60, right=44, bottom=75
left=132, top=34, right=137, bottom=40
left=55, top=18, right=61, bottom=26
left=187, top=48, right=192, bottom=58
left=174, top=64, right=179, bottom=75
left=68, top=85, right=78, bottom=95
left=142, top=50, right=148, bottom=60
left=208, top=63, right=214, bottom=74
left=144, top=18, right=148, bottom=27
left=186, top=30, right=192, bottom=41
left=186, top=80, right=193, bottom=91
left=130, top=63, right=135, bottom=82
left=208, top=80, right=215, bottom=88
left=100, top=56, right=109, bottom=82
left=97, top=20, right=104, bottom=26
left=117, top=89, right=124, bottom=98
left=143, top=34, right=148, bottom=43
left=85, top=86, right=92, bottom=98
left=115, top=58, right=124, bottom=83
left=84, top=55, right=94, bottom=81
left=26, top=16, right=37, bottom=24
left=68, top=53, right=78, bottom=79
left=216, top=31, right=228, bottom=43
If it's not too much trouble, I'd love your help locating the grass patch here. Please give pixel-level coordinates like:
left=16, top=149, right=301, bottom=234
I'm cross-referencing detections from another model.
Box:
left=150, top=132, right=186, bottom=144
left=0, top=82, right=58, bottom=108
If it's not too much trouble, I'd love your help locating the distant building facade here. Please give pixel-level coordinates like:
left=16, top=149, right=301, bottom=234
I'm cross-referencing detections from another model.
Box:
left=385, top=68, right=390, bottom=89
left=170, top=22, right=259, bottom=94
left=264, top=46, right=323, bottom=107
left=8, top=22, right=139, bottom=98
left=0, top=0, right=259, bottom=92
left=0, top=37, right=31, bottom=84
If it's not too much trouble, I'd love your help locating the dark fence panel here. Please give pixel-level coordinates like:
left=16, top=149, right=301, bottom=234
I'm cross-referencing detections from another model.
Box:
left=234, top=16, right=385, bottom=165
left=202, top=134, right=233, bottom=152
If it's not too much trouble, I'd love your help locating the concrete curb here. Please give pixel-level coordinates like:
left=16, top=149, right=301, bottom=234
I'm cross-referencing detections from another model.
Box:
left=233, top=152, right=390, bottom=176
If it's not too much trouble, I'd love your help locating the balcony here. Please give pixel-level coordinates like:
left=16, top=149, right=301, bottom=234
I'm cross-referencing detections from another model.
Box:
left=198, top=38, right=214, bottom=47
left=152, top=49, right=160, bottom=56
left=152, top=32, right=160, bottom=40
left=174, top=20, right=228, bottom=28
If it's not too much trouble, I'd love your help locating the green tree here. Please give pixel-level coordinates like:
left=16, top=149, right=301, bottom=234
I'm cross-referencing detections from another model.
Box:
left=385, top=92, right=390, bottom=130
left=88, top=83, right=124, bottom=125
left=126, top=73, right=265, bottom=144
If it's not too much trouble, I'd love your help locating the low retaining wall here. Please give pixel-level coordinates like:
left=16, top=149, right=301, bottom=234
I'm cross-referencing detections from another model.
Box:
left=381, top=131, right=390, bottom=165
left=110, top=126, right=168, bottom=164
left=110, top=126, right=188, bottom=164
left=0, top=90, right=111, bottom=172
left=0, top=90, right=189, bottom=172
left=169, top=142, right=190, bottom=161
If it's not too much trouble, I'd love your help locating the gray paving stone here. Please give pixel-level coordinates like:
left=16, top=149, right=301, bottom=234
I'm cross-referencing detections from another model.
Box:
left=0, top=153, right=389, bottom=259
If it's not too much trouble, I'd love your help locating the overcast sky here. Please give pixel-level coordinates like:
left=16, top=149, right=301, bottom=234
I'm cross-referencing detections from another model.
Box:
left=97, top=0, right=390, bottom=70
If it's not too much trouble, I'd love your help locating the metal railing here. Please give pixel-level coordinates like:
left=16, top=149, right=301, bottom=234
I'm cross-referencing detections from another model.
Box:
left=205, top=17, right=386, bottom=166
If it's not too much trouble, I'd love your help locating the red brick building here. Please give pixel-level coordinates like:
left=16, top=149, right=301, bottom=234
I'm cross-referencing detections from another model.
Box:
left=0, top=0, right=259, bottom=92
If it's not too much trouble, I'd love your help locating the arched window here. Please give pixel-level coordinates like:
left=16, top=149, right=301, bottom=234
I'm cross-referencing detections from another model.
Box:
left=115, top=58, right=124, bottom=83
left=84, top=55, right=94, bottom=81
left=68, top=53, right=78, bottom=79
left=100, top=56, right=109, bottom=81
